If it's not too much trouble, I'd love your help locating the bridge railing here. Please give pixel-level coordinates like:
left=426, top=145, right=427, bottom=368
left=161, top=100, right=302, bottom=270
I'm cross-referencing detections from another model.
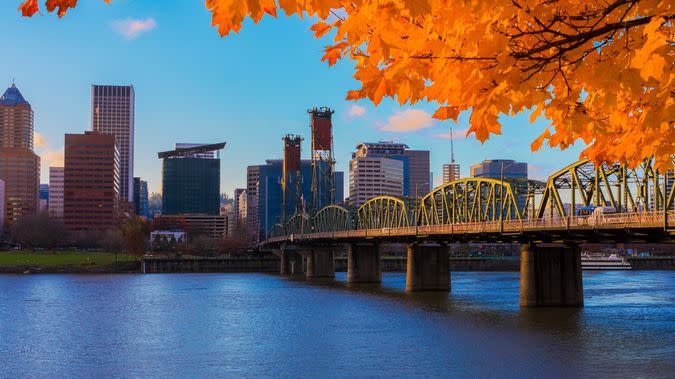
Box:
left=262, top=211, right=668, bottom=244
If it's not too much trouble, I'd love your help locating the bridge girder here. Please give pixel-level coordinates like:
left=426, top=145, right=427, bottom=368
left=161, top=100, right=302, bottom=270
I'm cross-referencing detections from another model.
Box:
left=266, top=157, right=675, bottom=239
left=286, top=212, right=310, bottom=235
left=268, top=223, right=286, bottom=238
left=357, top=196, right=409, bottom=229
left=313, top=205, right=352, bottom=232
left=536, top=158, right=675, bottom=218
left=419, top=178, right=521, bottom=226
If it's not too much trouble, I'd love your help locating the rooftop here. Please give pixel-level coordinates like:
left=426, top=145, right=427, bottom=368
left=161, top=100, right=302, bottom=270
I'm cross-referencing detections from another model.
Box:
left=0, top=84, right=30, bottom=107
left=356, top=141, right=409, bottom=150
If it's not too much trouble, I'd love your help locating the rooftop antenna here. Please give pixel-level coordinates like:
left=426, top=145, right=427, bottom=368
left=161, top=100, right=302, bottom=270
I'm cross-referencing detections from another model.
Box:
left=450, top=124, right=455, bottom=165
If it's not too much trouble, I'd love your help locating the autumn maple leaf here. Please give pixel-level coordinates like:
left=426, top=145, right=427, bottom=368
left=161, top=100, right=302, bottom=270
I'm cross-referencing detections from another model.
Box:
left=18, top=0, right=675, bottom=171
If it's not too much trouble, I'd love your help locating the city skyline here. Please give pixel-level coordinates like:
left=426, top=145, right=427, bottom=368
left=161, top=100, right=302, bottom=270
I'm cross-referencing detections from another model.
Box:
left=0, top=1, right=587, bottom=197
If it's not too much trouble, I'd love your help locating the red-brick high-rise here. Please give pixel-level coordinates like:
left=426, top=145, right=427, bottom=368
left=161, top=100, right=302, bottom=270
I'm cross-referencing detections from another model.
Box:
left=64, top=132, right=120, bottom=231
left=0, top=84, right=40, bottom=224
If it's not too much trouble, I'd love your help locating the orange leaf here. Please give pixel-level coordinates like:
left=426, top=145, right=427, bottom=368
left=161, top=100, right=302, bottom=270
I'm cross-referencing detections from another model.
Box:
left=432, top=106, right=460, bottom=122
left=18, top=0, right=40, bottom=16
left=531, top=129, right=551, bottom=151
left=46, top=0, right=80, bottom=18
left=310, top=21, right=332, bottom=38
left=321, top=42, right=348, bottom=66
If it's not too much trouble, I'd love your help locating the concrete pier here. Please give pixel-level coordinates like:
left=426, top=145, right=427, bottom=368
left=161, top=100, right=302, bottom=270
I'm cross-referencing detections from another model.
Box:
left=279, top=248, right=305, bottom=275
left=347, top=244, right=381, bottom=283
left=520, top=243, right=583, bottom=307
left=300, top=246, right=336, bottom=279
left=405, top=243, right=450, bottom=292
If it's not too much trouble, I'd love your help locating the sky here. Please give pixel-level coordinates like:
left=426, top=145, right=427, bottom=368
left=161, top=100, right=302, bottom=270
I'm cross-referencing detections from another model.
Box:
left=0, top=0, right=587, bottom=196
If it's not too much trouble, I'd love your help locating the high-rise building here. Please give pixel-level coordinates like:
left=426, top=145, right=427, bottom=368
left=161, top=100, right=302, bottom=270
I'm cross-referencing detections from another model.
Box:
left=348, top=157, right=404, bottom=206
left=64, top=132, right=120, bottom=231
left=153, top=214, right=226, bottom=238
left=91, top=84, right=135, bottom=203
left=470, top=159, right=528, bottom=180
left=230, top=187, right=246, bottom=236
left=334, top=171, right=345, bottom=204
left=237, top=189, right=247, bottom=220
left=246, top=159, right=344, bottom=242
left=470, top=159, right=528, bottom=212
left=175, top=143, right=217, bottom=159
left=352, top=142, right=430, bottom=196
left=233, top=188, right=245, bottom=220
left=0, top=84, right=34, bottom=149
left=48, top=167, right=64, bottom=219
left=133, top=177, right=149, bottom=218
left=443, top=163, right=461, bottom=184
left=0, top=84, right=40, bottom=224
left=39, top=184, right=49, bottom=212
left=159, top=143, right=224, bottom=216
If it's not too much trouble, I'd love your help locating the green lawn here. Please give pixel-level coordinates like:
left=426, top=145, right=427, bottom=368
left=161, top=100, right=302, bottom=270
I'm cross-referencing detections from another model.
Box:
left=0, top=251, right=138, bottom=267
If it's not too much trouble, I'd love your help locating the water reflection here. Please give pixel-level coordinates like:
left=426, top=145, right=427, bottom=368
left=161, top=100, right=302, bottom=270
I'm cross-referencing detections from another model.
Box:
left=0, top=271, right=672, bottom=377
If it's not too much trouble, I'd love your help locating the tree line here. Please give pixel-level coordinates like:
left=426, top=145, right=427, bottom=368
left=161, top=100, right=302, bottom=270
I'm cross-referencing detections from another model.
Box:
left=2, top=212, right=252, bottom=257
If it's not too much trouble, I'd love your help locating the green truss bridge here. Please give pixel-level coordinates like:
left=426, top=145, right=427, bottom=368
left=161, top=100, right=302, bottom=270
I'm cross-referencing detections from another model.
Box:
left=262, top=158, right=675, bottom=307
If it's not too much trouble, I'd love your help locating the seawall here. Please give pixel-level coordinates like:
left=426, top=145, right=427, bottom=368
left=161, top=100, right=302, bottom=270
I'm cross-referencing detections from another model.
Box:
left=141, top=256, right=280, bottom=274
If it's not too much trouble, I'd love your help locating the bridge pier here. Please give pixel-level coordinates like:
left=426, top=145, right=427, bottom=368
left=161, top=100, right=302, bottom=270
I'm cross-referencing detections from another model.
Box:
left=299, top=246, right=336, bottom=279
left=278, top=247, right=305, bottom=275
left=520, top=243, right=583, bottom=307
left=405, top=243, right=450, bottom=292
left=348, top=244, right=381, bottom=283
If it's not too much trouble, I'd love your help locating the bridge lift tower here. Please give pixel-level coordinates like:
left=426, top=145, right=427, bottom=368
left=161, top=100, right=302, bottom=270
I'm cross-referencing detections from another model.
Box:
left=282, top=134, right=303, bottom=223
left=308, top=107, right=336, bottom=212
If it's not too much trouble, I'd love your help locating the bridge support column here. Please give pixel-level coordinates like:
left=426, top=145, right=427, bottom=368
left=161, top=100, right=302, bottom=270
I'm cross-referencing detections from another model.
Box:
left=279, top=247, right=304, bottom=275
left=348, top=244, right=381, bottom=283
left=405, top=243, right=450, bottom=292
left=299, top=246, right=335, bottom=279
left=520, top=243, right=583, bottom=307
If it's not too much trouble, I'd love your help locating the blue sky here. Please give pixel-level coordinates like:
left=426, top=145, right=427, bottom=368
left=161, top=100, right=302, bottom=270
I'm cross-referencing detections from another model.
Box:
left=1, top=1, right=586, bottom=196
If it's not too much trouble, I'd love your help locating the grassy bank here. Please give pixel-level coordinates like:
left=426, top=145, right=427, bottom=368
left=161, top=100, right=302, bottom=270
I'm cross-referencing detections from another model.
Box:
left=0, top=251, right=138, bottom=267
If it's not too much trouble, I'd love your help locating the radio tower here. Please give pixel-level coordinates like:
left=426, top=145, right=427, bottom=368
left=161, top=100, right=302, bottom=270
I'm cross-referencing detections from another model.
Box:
left=450, top=125, right=455, bottom=167
left=282, top=135, right=303, bottom=222
left=308, top=107, right=336, bottom=212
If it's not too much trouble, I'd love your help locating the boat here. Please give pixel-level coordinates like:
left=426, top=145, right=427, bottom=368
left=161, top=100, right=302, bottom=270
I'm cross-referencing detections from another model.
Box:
left=581, top=252, right=632, bottom=270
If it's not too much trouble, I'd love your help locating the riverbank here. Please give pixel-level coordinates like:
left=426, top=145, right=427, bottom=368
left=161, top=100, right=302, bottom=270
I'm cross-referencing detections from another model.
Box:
left=2, top=251, right=673, bottom=274
left=0, top=251, right=140, bottom=274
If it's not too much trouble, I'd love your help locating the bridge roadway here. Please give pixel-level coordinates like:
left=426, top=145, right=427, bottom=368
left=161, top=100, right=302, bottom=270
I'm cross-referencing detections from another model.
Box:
left=263, top=211, right=674, bottom=308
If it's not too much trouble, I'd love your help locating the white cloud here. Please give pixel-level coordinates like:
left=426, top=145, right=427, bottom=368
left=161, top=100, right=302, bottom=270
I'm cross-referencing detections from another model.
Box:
left=40, top=149, right=64, bottom=169
left=380, top=109, right=434, bottom=132
left=112, top=18, right=157, bottom=40
left=433, top=128, right=470, bottom=140
left=34, top=133, right=64, bottom=180
left=34, top=132, right=47, bottom=148
left=347, top=104, right=366, bottom=117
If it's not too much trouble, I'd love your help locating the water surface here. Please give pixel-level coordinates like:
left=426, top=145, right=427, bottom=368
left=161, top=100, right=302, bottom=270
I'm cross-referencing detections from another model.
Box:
left=0, top=271, right=672, bottom=377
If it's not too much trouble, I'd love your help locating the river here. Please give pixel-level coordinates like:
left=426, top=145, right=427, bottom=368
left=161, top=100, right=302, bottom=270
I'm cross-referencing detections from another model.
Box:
left=0, top=271, right=672, bottom=378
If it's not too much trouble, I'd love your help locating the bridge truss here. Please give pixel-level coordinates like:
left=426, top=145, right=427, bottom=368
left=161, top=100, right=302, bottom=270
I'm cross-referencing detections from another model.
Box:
left=537, top=158, right=675, bottom=218
left=418, top=178, right=521, bottom=226
left=357, top=196, right=410, bottom=229
left=267, top=158, right=675, bottom=239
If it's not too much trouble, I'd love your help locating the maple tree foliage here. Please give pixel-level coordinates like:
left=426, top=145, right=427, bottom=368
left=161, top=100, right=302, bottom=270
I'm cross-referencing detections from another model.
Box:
left=20, top=0, right=675, bottom=170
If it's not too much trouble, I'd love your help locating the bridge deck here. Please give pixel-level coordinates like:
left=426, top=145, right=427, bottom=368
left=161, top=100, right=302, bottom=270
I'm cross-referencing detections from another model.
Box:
left=264, top=211, right=675, bottom=245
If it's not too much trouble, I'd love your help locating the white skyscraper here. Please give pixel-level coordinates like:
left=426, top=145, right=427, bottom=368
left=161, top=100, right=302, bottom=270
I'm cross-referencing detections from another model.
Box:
left=443, top=163, right=460, bottom=184
left=48, top=167, right=64, bottom=218
left=348, top=156, right=404, bottom=206
left=91, top=84, right=135, bottom=203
